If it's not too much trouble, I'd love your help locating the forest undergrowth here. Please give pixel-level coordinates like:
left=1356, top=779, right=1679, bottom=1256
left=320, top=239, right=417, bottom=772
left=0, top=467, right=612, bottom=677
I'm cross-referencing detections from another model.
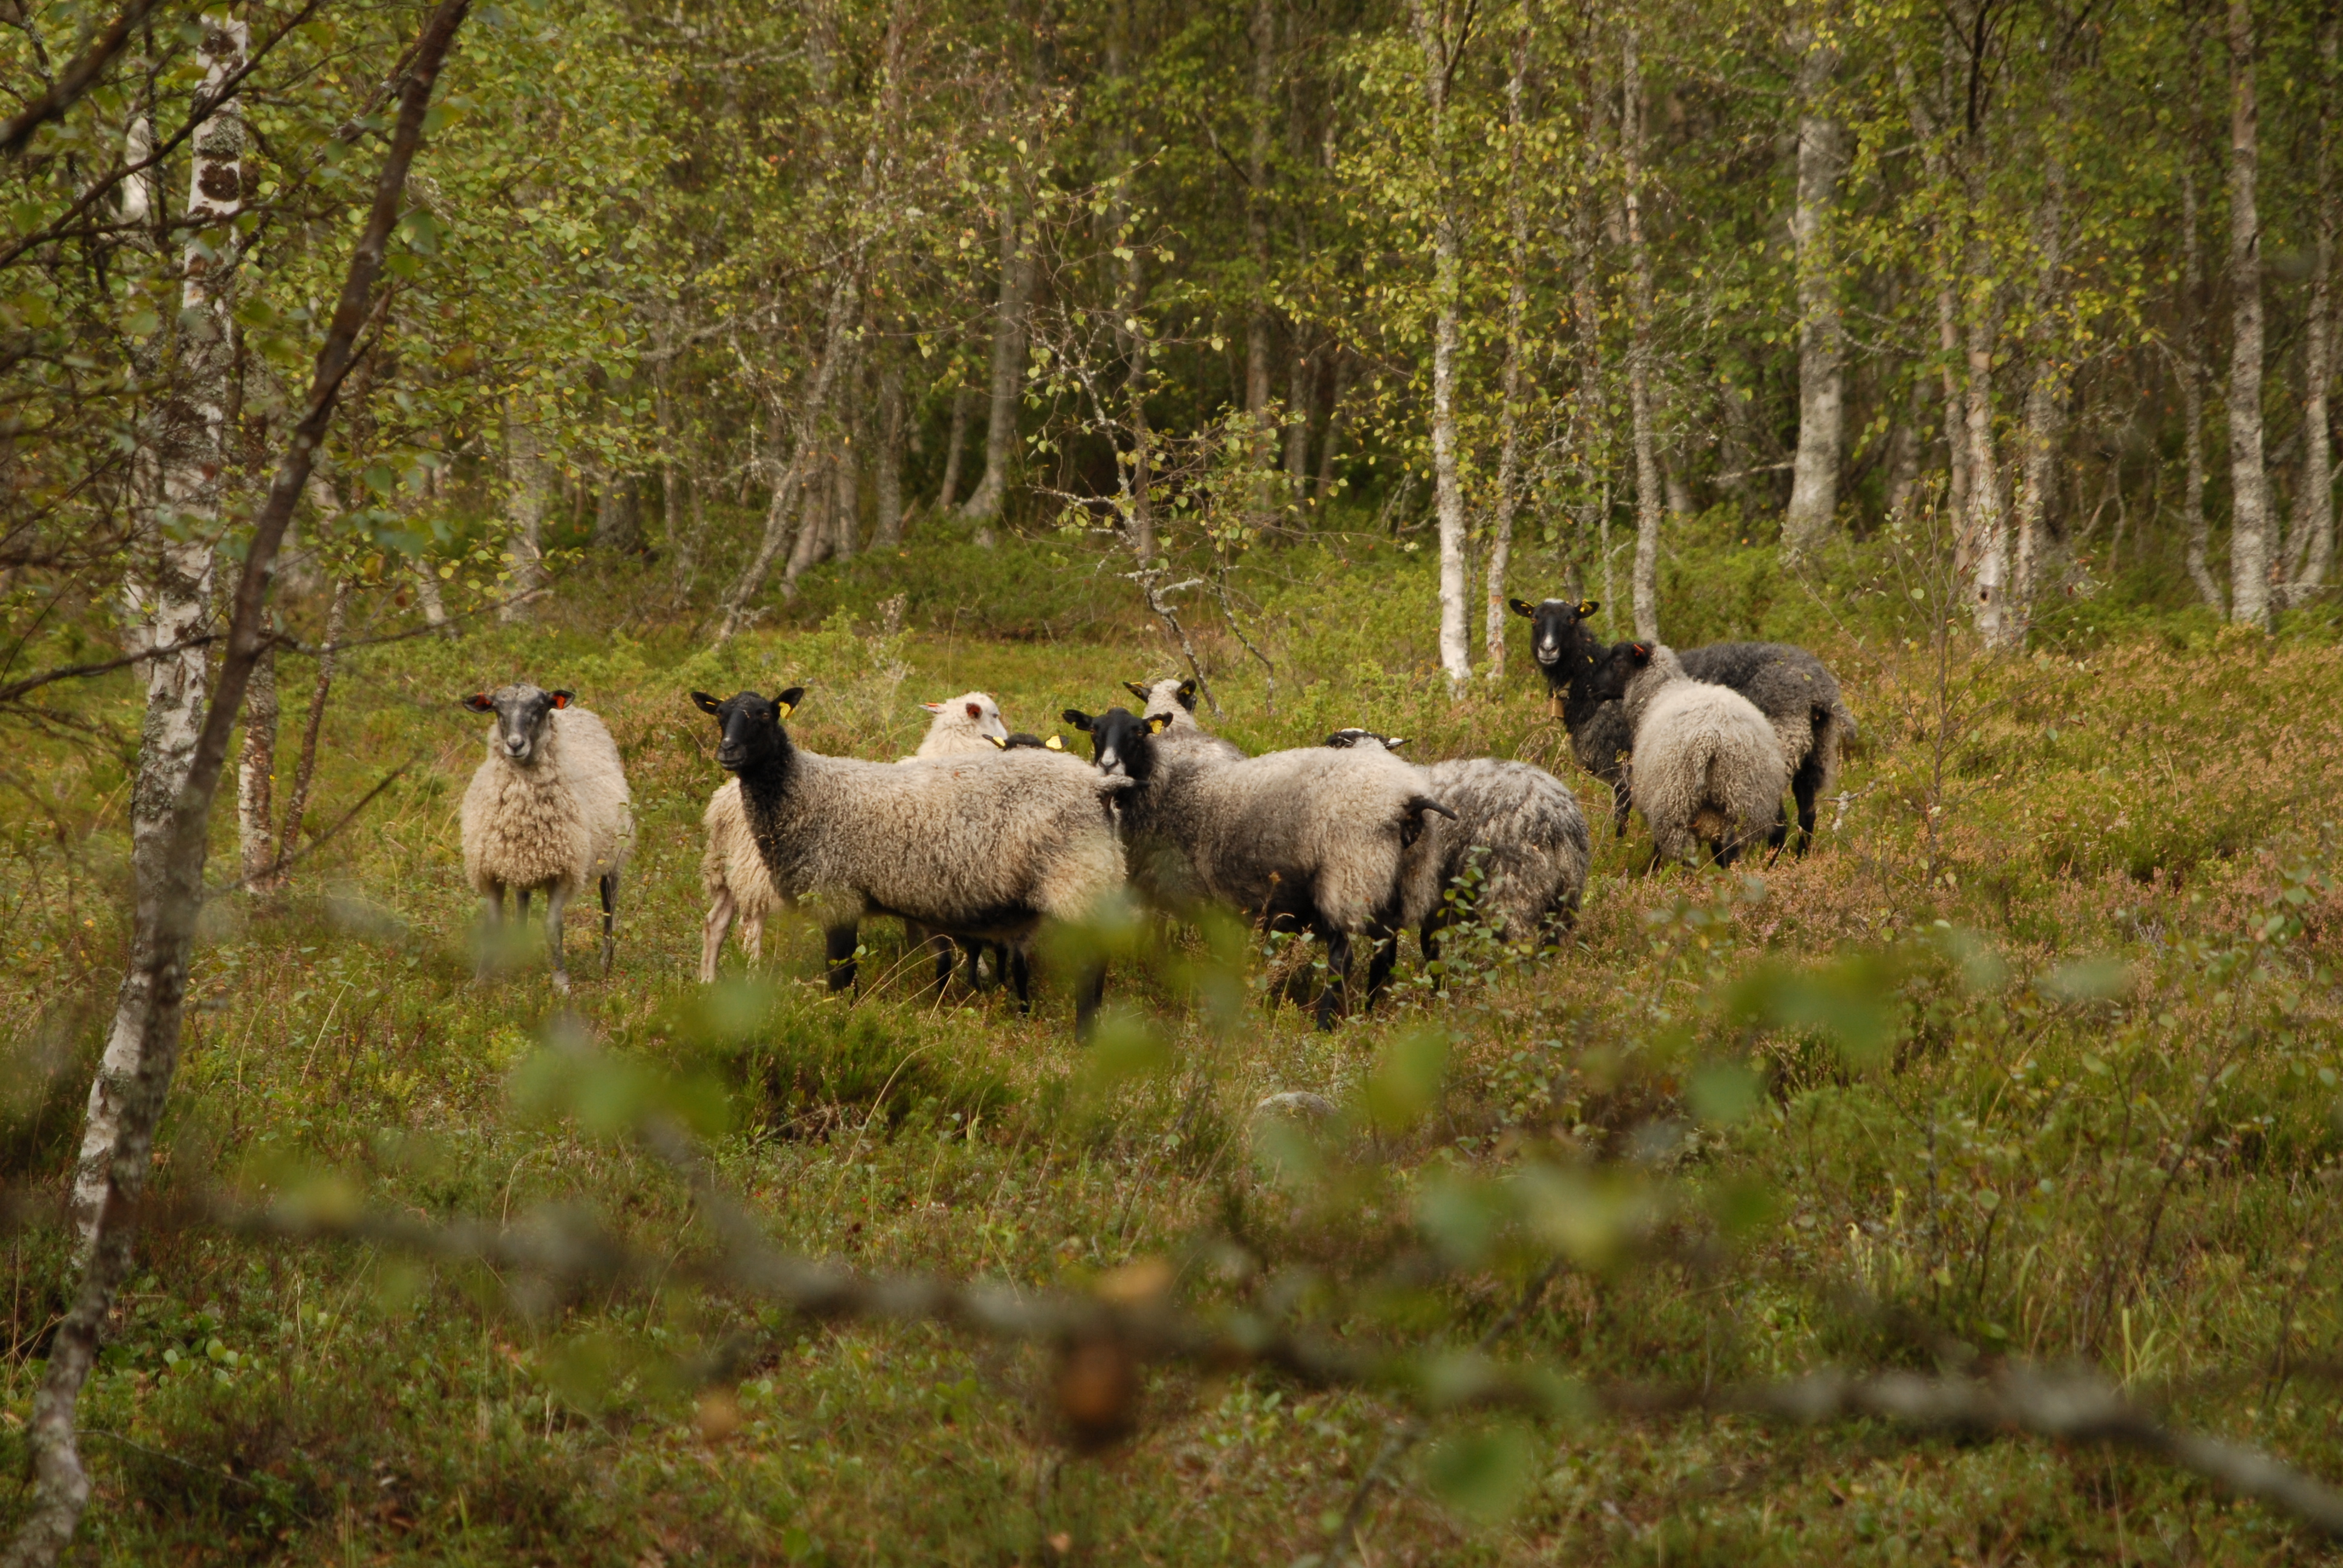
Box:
left=5, top=528, right=2343, bottom=1566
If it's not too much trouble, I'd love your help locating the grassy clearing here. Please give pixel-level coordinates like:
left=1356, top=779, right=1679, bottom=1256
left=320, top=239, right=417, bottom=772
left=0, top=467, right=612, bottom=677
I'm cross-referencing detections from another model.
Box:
left=6, top=526, right=2343, bottom=1564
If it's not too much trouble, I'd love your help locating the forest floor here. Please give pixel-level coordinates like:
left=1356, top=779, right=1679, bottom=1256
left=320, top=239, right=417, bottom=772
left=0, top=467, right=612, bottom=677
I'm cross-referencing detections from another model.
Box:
left=6, top=523, right=2343, bottom=1565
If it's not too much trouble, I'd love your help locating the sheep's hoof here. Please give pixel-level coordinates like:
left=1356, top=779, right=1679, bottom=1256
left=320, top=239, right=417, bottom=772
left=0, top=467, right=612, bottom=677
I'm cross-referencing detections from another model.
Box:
left=550, top=970, right=572, bottom=996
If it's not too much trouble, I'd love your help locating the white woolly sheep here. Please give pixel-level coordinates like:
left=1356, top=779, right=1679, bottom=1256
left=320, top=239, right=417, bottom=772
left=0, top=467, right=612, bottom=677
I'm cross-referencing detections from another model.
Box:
left=697, top=780, right=781, bottom=983
left=1587, top=642, right=1788, bottom=870
left=902, top=691, right=1009, bottom=759
left=459, top=684, right=634, bottom=992
left=692, top=688, right=1131, bottom=1039
left=1324, top=730, right=1590, bottom=979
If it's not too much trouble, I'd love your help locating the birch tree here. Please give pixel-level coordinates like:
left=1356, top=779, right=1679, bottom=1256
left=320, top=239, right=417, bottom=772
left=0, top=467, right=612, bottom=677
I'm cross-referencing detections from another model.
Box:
left=1781, top=17, right=1845, bottom=559
left=1409, top=0, right=1473, bottom=689
left=2282, top=11, right=2338, bottom=604
left=959, top=179, right=1036, bottom=538
left=1622, top=27, right=1664, bottom=643
left=1483, top=14, right=1533, bottom=677
left=2224, top=0, right=2270, bottom=629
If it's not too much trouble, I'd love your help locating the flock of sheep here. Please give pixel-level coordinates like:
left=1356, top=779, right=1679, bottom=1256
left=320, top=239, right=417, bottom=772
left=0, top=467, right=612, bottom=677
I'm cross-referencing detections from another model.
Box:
left=455, top=597, right=1855, bottom=1031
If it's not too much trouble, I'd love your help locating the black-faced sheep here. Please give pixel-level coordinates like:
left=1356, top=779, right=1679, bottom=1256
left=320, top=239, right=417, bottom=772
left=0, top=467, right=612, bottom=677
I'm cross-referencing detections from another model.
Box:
left=1323, top=730, right=1590, bottom=981
left=1063, top=705, right=1451, bottom=1030
left=1584, top=641, right=1788, bottom=870
left=460, top=684, right=634, bottom=992
left=692, top=688, right=1129, bottom=1039
left=1507, top=597, right=1855, bottom=852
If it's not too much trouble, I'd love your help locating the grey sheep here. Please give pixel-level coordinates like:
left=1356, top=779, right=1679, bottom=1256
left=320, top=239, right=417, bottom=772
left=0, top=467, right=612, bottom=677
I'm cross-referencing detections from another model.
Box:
left=1509, top=597, right=1856, bottom=852
left=459, top=684, right=634, bottom=992
left=1324, top=730, right=1590, bottom=981
left=1064, top=705, right=1452, bottom=1030
left=692, top=688, right=1130, bottom=1038
left=1586, top=641, right=1788, bottom=869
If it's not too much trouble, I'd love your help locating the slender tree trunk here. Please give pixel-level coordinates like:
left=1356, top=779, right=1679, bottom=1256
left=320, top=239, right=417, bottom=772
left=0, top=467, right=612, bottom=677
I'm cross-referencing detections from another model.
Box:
left=717, top=267, right=860, bottom=640
left=1411, top=0, right=1472, bottom=689
left=235, top=639, right=277, bottom=888
left=1571, top=83, right=1608, bottom=592
left=1314, top=348, right=1346, bottom=503
left=1245, top=0, right=1277, bottom=433
left=1106, top=2, right=1161, bottom=567
left=1961, top=252, right=2010, bottom=646
left=78, top=13, right=248, bottom=1247
left=1622, top=29, right=1663, bottom=642
left=873, top=351, right=906, bottom=546
left=2286, top=13, right=2338, bottom=601
left=960, top=182, right=1034, bottom=537
left=787, top=449, right=836, bottom=583
left=1782, top=28, right=1845, bottom=558
left=2010, top=79, right=2073, bottom=640
left=2181, top=167, right=2223, bottom=612
left=278, top=577, right=351, bottom=861
left=2226, top=0, right=2271, bottom=629
left=1285, top=340, right=1312, bottom=484
left=1897, top=54, right=1969, bottom=532
left=936, top=384, right=972, bottom=511
left=1485, top=16, right=1532, bottom=677
left=655, top=371, right=684, bottom=555
left=10, top=9, right=467, bottom=1562
left=503, top=414, right=548, bottom=617
left=832, top=420, right=861, bottom=559
left=1886, top=373, right=1925, bottom=523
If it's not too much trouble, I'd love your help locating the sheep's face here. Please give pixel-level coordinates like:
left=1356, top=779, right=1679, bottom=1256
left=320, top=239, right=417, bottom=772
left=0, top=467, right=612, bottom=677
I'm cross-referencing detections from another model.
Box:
left=1584, top=641, right=1653, bottom=703
left=1324, top=728, right=1409, bottom=753
left=1064, top=706, right=1165, bottom=780
left=692, top=687, right=805, bottom=773
left=1509, top=597, right=1602, bottom=677
left=922, top=692, right=1009, bottom=742
left=463, top=684, right=572, bottom=766
left=1122, top=677, right=1198, bottom=717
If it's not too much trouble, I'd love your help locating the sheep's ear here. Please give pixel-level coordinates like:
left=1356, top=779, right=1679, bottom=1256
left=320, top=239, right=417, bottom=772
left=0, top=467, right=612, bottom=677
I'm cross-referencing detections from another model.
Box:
left=1063, top=709, right=1093, bottom=731
left=462, top=693, right=495, bottom=712
left=1146, top=715, right=1170, bottom=734
left=1384, top=735, right=1410, bottom=751
left=776, top=685, right=806, bottom=717
left=689, top=691, right=723, bottom=716
left=1044, top=734, right=1064, bottom=751
left=1507, top=597, right=1537, bottom=619
left=921, top=702, right=943, bottom=714
left=1628, top=642, right=1652, bottom=665
left=1176, top=679, right=1196, bottom=704
left=965, top=701, right=983, bottom=720
left=1576, top=599, right=1599, bottom=616
left=1323, top=731, right=1349, bottom=747
left=549, top=690, right=573, bottom=709
left=1122, top=681, right=1151, bottom=701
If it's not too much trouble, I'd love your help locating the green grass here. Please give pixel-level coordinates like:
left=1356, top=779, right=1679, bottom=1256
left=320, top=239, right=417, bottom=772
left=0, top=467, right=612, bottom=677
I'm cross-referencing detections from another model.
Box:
left=6, top=523, right=2343, bottom=1564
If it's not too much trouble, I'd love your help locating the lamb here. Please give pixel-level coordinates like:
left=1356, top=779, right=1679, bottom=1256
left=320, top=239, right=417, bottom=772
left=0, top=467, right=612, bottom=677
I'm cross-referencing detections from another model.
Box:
left=1583, top=641, right=1788, bottom=870
left=692, top=687, right=1130, bottom=1039
left=1063, top=705, right=1452, bottom=1029
left=906, top=691, right=1009, bottom=759
left=1323, top=730, right=1590, bottom=979
left=1507, top=596, right=1856, bottom=852
left=459, top=684, right=634, bottom=993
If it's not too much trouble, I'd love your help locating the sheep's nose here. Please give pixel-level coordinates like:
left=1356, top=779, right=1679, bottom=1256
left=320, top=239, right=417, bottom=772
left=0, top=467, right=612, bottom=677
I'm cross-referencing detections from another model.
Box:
left=505, top=737, right=529, bottom=756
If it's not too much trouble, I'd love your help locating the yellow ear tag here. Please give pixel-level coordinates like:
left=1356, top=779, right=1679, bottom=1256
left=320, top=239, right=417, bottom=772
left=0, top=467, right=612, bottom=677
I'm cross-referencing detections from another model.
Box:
left=1045, top=734, right=1064, bottom=751
left=775, top=701, right=794, bottom=719
left=1147, top=716, right=1168, bottom=734
left=988, top=734, right=1006, bottom=748
left=1576, top=599, right=1598, bottom=616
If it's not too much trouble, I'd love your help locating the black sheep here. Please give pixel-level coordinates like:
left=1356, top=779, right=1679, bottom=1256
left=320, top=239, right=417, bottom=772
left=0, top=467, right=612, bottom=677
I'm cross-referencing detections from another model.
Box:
left=1507, top=597, right=1858, bottom=854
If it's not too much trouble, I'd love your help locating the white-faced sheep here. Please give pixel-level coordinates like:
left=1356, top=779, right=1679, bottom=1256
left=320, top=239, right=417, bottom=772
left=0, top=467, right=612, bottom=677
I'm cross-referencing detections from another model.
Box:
left=1584, top=641, right=1789, bottom=870
left=1323, top=730, right=1590, bottom=982
left=1126, top=677, right=1247, bottom=760
left=1509, top=598, right=1856, bottom=852
left=692, top=688, right=1130, bottom=1039
left=907, top=691, right=1009, bottom=758
left=460, top=684, right=634, bottom=992
left=1063, top=705, right=1451, bottom=1029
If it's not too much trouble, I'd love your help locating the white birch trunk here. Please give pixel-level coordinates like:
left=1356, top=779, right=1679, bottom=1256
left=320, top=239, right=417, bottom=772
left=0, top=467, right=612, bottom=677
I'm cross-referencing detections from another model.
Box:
left=78, top=16, right=247, bottom=1247
left=960, top=183, right=1034, bottom=535
left=235, top=638, right=277, bottom=888
left=1781, top=30, right=1844, bottom=557
left=1484, top=18, right=1532, bottom=676
left=2225, top=0, right=2271, bottom=629
left=873, top=351, right=905, bottom=547
left=1411, top=0, right=1472, bottom=690
left=2010, top=80, right=2073, bottom=640
left=502, top=414, right=548, bottom=618
left=1622, top=29, right=1664, bottom=643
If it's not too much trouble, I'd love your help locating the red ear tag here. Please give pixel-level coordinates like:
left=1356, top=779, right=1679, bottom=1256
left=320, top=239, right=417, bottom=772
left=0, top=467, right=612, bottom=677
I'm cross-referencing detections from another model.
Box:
left=552, top=693, right=570, bottom=708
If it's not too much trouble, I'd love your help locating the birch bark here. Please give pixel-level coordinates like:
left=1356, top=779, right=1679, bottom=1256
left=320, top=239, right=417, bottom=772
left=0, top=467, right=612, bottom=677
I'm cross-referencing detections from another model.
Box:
left=503, top=413, right=548, bottom=618
left=2225, top=0, right=2271, bottom=629
left=235, top=638, right=277, bottom=887
left=1484, top=16, right=1531, bottom=677
left=959, top=181, right=1035, bottom=536
left=2284, top=13, right=2338, bottom=601
left=78, top=13, right=247, bottom=1247
left=2009, top=74, right=2073, bottom=640
left=1622, top=29, right=1664, bottom=642
left=1409, top=0, right=1472, bottom=688
left=1781, top=25, right=1845, bottom=558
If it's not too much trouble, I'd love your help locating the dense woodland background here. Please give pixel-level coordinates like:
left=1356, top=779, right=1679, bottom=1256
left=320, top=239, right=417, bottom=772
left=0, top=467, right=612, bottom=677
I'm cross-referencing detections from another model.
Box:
left=7, top=0, right=2343, bottom=1563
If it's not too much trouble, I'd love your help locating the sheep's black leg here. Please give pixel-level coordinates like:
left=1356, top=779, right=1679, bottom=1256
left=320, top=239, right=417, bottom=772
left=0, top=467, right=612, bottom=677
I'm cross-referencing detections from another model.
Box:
left=1008, top=947, right=1032, bottom=1015
left=1766, top=801, right=1790, bottom=853
left=598, top=871, right=618, bottom=976
left=1073, top=960, right=1106, bottom=1044
left=1420, top=920, right=1444, bottom=979
left=542, top=886, right=571, bottom=995
left=1611, top=781, right=1633, bottom=838
left=1315, top=929, right=1352, bottom=1031
left=825, top=924, right=860, bottom=992
left=1364, top=923, right=1399, bottom=1009
left=516, top=886, right=531, bottom=924
left=1789, top=748, right=1825, bottom=855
